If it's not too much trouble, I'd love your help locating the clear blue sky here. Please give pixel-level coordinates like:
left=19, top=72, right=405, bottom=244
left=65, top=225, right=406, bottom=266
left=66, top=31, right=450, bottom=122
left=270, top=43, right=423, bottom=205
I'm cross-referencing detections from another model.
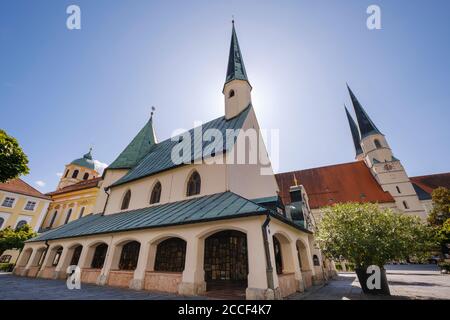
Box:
left=1, top=0, right=449, bottom=192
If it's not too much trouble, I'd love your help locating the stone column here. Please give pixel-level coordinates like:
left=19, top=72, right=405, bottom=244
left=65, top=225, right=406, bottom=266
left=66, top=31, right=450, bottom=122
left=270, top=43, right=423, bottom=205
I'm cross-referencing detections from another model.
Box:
left=179, top=237, right=206, bottom=296
left=76, top=246, right=89, bottom=269
left=290, top=242, right=304, bottom=292
left=37, top=247, right=54, bottom=278
left=97, top=241, right=117, bottom=285
left=130, top=241, right=151, bottom=290
left=54, top=246, right=70, bottom=279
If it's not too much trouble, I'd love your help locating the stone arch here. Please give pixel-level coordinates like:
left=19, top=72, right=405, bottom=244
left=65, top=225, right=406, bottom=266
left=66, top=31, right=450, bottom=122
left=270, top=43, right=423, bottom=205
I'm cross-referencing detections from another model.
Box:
left=85, top=241, right=109, bottom=269
left=17, top=247, right=33, bottom=267
left=197, top=225, right=248, bottom=240
left=296, top=239, right=312, bottom=272
left=46, top=245, right=64, bottom=267
left=110, top=239, right=141, bottom=271
left=154, top=237, right=187, bottom=272
left=272, top=232, right=295, bottom=274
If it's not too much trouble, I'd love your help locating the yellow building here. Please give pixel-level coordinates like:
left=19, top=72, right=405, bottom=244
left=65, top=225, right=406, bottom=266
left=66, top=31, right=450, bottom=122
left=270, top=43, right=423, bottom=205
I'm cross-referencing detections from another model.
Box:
left=0, top=178, right=51, bottom=264
left=40, top=149, right=101, bottom=231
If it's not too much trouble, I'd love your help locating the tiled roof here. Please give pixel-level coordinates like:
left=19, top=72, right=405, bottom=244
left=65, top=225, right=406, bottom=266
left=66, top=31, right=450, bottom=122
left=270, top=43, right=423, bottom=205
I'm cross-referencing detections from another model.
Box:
left=410, top=172, right=450, bottom=200
left=275, top=161, right=395, bottom=209
left=46, top=177, right=101, bottom=196
left=28, top=192, right=268, bottom=242
left=110, top=106, right=251, bottom=188
left=0, top=178, right=51, bottom=200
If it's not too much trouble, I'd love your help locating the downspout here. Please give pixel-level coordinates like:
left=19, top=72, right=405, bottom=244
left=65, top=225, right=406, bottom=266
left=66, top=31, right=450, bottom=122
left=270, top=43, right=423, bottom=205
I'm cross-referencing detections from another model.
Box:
left=101, top=187, right=111, bottom=216
left=261, top=211, right=274, bottom=290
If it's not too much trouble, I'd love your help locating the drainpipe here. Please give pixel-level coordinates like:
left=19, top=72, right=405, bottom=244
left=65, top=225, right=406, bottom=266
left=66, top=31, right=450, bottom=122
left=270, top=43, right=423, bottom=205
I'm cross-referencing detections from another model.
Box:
left=261, top=212, right=274, bottom=290
left=101, top=187, right=111, bottom=216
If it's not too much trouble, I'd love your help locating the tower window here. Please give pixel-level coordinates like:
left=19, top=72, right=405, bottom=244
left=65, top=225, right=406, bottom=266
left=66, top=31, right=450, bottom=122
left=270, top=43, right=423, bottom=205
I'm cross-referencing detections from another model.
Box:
left=150, top=182, right=162, bottom=204
left=79, top=207, right=85, bottom=219
left=49, top=211, right=57, bottom=228
left=396, top=186, right=401, bottom=194
left=374, top=139, right=382, bottom=149
left=72, top=170, right=79, bottom=179
left=403, top=201, right=409, bottom=210
left=83, top=172, right=89, bottom=180
left=186, top=171, right=201, bottom=196
left=64, top=209, right=72, bottom=224
left=228, top=89, right=235, bottom=98
left=121, top=190, right=131, bottom=210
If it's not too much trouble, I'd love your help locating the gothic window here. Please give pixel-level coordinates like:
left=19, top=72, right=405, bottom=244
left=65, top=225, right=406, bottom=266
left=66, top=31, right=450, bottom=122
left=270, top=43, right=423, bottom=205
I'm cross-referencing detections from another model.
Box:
left=118, top=241, right=140, bottom=270
left=70, top=246, right=83, bottom=266
left=403, top=201, right=409, bottom=210
left=273, top=236, right=283, bottom=275
left=229, top=89, right=235, bottom=98
left=83, top=172, right=89, bottom=180
left=0, top=217, right=4, bottom=229
left=396, top=186, right=401, bottom=194
left=313, top=255, right=320, bottom=266
left=72, top=170, right=79, bottom=179
left=374, top=139, right=382, bottom=149
left=121, top=190, right=131, bottom=210
left=64, top=209, right=72, bottom=224
left=150, top=182, right=162, bottom=204
left=52, top=247, right=63, bottom=266
left=64, top=169, right=69, bottom=178
left=154, top=238, right=187, bottom=272
left=79, top=207, right=85, bottom=219
left=186, top=171, right=201, bottom=197
left=49, top=211, right=57, bottom=228
left=15, top=220, right=27, bottom=230
left=91, top=243, right=108, bottom=269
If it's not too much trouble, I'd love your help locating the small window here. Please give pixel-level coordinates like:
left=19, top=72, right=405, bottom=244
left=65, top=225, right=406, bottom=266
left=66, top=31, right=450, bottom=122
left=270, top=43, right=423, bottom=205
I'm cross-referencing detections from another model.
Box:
left=186, top=171, right=201, bottom=197
left=0, top=217, right=4, bottom=229
left=154, top=238, right=187, bottom=272
left=2, top=197, right=15, bottom=208
left=374, top=139, right=382, bottom=149
left=64, top=169, right=69, bottom=178
left=313, top=255, right=320, bottom=266
left=0, top=255, right=12, bottom=263
left=70, top=246, right=83, bottom=266
left=91, top=243, right=108, bottom=269
left=396, top=186, right=401, bottom=194
left=52, top=247, right=63, bottom=266
left=72, top=170, right=79, bottom=179
left=150, top=182, right=162, bottom=204
left=273, top=236, right=283, bottom=275
left=228, top=89, right=235, bottom=98
left=24, top=201, right=36, bottom=211
left=15, top=220, right=27, bottom=230
left=119, top=241, right=140, bottom=270
left=121, top=190, right=131, bottom=210
left=403, top=201, right=409, bottom=210
left=64, top=209, right=72, bottom=224
left=78, top=207, right=85, bottom=219
left=83, top=172, right=89, bottom=180
left=49, top=211, right=57, bottom=228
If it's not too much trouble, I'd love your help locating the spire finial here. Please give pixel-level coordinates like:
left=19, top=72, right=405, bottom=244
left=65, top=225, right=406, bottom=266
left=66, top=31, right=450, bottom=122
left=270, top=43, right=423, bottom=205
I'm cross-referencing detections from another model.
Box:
left=293, top=173, right=298, bottom=186
left=150, top=106, right=156, bottom=120
left=232, top=15, right=235, bottom=25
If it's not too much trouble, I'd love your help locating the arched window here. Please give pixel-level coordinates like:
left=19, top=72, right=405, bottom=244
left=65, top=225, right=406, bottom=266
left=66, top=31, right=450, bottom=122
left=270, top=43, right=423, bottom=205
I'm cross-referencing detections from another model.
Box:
left=64, top=209, right=72, bottom=224
left=150, top=182, right=162, bottom=204
left=83, top=172, right=89, bottom=180
left=64, top=169, right=69, bottom=178
left=186, top=171, right=201, bottom=196
left=374, top=139, right=382, bottom=149
left=154, top=238, right=187, bottom=272
left=91, top=243, right=108, bottom=269
left=70, top=246, right=83, bottom=266
left=15, top=220, right=27, bottom=230
left=49, top=211, right=57, bottom=228
left=52, top=247, right=63, bottom=266
left=78, top=207, right=85, bottom=219
left=0, top=217, right=4, bottom=229
left=72, top=170, right=79, bottom=179
left=121, top=190, right=131, bottom=210
left=313, top=255, right=320, bottom=266
left=396, top=186, right=401, bottom=194
left=403, top=201, right=409, bottom=210
left=273, top=236, right=283, bottom=275
left=119, top=241, right=140, bottom=270
left=228, top=89, right=235, bottom=98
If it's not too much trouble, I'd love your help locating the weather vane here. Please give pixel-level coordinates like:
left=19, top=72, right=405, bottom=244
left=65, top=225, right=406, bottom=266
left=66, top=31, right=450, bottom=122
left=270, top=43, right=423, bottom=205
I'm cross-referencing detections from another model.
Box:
left=151, top=106, right=156, bottom=118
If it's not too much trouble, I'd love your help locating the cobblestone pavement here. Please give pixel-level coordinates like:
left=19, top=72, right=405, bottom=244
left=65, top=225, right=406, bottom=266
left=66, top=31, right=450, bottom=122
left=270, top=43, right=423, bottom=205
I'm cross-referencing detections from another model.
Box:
left=0, top=273, right=205, bottom=300
left=288, top=264, right=450, bottom=300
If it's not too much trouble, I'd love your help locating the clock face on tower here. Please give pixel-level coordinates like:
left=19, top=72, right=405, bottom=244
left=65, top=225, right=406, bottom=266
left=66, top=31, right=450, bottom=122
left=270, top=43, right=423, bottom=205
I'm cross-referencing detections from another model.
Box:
left=384, top=163, right=393, bottom=171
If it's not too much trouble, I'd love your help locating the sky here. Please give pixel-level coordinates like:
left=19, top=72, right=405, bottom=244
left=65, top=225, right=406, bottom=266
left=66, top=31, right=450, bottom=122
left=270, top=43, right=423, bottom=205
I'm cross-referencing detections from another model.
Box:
left=1, top=0, right=449, bottom=193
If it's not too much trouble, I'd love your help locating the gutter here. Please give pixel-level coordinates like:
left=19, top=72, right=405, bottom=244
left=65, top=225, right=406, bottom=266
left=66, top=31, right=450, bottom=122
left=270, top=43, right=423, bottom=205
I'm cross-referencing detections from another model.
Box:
left=261, top=211, right=274, bottom=290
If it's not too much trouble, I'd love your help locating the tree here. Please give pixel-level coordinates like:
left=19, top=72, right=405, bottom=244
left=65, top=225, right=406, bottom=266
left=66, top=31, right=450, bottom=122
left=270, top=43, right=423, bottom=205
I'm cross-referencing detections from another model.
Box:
left=428, top=187, right=450, bottom=227
left=0, top=129, right=29, bottom=183
left=0, top=224, right=37, bottom=257
left=315, top=202, right=436, bottom=294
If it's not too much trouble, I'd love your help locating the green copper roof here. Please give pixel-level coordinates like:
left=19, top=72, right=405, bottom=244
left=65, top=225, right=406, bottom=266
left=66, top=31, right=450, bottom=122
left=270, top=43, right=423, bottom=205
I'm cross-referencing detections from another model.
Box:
left=28, top=192, right=268, bottom=242
left=347, top=84, right=382, bottom=139
left=110, top=105, right=251, bottom=188
left=345, top=105, right=363, bottom=156
left=225, top=22, right=249, bottom=85
left=108, top=115, right=157, bottom=170
left=70, top=148, right=95, bottom=170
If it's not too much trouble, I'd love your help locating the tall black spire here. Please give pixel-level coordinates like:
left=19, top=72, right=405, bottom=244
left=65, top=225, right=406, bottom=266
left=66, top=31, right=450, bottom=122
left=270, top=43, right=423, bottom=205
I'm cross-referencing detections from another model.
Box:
left=225, top=21, right=249, bottom=85
left=347, top=84, right=381, bottom=138
left=345, top=105, right=363, bottom=156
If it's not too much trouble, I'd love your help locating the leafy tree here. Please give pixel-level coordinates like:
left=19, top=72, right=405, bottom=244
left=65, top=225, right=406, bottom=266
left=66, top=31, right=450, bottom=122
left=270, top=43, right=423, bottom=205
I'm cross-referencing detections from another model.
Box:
left=428, top=187, right=450, bottom=227
left=315, top=202, right=436, bottom=268
left=436, top=218, right=450, bottom=248
left=0, top=129, right=29, bottom=183
left=0, top=224, right=37, bottom=256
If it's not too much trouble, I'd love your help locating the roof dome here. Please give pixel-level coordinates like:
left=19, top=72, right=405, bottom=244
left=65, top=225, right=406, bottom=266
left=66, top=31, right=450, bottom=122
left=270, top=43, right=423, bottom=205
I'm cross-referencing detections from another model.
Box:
left=70, top=148, right=96, bottom=170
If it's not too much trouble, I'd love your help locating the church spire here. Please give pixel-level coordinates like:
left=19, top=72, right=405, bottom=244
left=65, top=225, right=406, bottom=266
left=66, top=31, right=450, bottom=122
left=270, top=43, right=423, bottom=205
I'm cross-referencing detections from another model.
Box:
left=347, top=84, right=382, bottom=139
left=225, top=20, right=249, bottom=86
left=345, top=105, right=363, bottom=156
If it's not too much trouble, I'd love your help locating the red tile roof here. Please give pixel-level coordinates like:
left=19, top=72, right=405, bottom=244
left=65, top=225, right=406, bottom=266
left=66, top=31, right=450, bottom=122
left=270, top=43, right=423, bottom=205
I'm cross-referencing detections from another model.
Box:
left=410, top=172, right=450, bottom=196
left=275, top=161, right=394, bottom=209
left=0, top=178, right=51, bottom=200
left=46, top=177, right=101, bottom=196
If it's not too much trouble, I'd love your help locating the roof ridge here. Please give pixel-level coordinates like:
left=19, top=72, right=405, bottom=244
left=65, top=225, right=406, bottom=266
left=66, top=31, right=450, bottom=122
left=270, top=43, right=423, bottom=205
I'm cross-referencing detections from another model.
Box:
left=410, top=172, right=450, bottom=179
left=276, top=161, right=364, bottom=175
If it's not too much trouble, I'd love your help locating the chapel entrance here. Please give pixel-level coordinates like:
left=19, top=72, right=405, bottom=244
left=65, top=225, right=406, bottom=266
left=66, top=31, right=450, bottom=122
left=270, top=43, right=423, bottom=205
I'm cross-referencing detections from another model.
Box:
left=203, top=230, right=248, bottom=299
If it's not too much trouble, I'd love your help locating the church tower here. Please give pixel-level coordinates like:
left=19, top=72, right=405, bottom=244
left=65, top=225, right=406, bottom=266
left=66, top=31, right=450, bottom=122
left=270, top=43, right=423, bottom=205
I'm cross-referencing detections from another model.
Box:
left=223, top=21, right=252, bottom=119
left=57, top=148, right=99, bottom=189
left=346, top=85, right=425, bottom=217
